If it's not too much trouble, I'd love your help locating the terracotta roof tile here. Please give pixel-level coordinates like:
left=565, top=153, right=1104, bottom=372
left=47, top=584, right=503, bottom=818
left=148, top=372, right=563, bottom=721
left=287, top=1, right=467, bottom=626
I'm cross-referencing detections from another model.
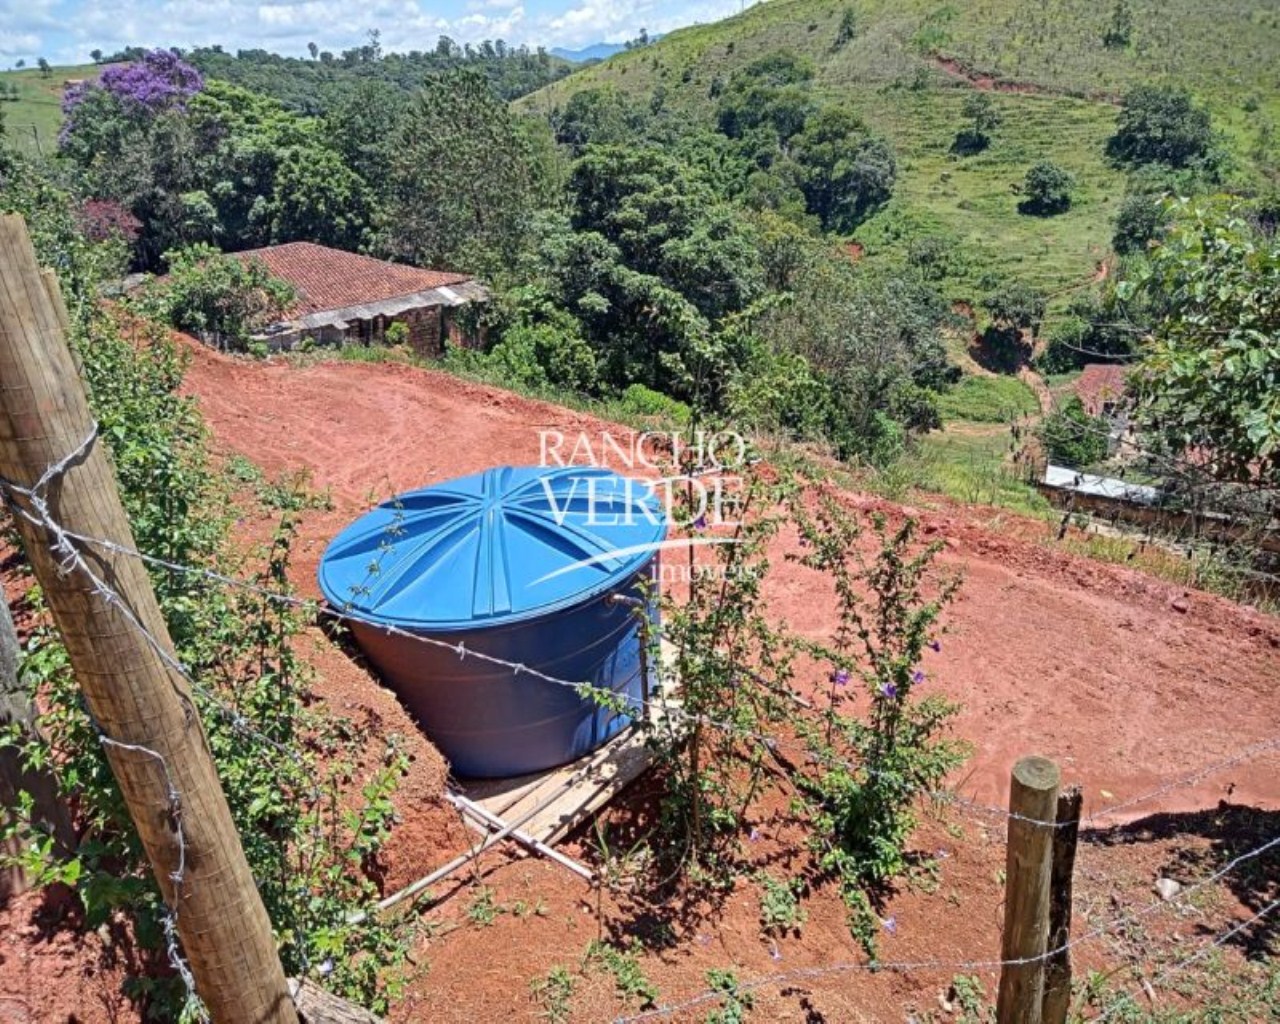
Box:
left=234, top=242, right=473, bottom=320
left=1075, top=363, right=1129, bottom=416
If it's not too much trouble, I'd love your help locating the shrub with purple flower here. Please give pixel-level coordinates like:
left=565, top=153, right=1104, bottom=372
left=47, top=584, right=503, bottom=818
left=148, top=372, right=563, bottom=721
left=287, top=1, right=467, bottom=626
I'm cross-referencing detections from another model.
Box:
left=788, top=498, right=966, bottom=954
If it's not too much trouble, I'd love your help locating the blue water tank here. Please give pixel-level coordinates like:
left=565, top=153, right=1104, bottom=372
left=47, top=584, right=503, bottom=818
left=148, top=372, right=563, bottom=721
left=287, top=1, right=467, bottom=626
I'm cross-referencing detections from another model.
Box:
left=318, top=466, right=666, bottom=777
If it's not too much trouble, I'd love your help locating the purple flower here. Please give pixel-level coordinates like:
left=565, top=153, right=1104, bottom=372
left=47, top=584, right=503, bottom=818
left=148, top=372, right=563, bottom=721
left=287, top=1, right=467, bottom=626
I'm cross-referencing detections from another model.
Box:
left=65, top=49, right=203, bottom=119
left=319, top=958, right=334, bottom=977
left=769, top=942, right=782, bottom=961
left=748, top=827, right=761, bottom=842
left=881, top=916, right=897, bottom=935
left=879, top=682, right=898, bottom=699
left=912, top=670, right=925, bottom=685
left=831, top=669, right=850, bottom=687
left=928, top=640, right=942, bottom=653
left=691, top=513, right=707, bottom=530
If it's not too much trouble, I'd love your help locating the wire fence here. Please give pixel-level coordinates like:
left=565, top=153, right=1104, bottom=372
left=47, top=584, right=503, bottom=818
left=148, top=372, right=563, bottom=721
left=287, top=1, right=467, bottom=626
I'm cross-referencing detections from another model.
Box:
left=21, top=502, right=1280, bottom=834
left=2, top=427, right=1278, bottom=1022
left=613, top=834, right=1280, bottom=1023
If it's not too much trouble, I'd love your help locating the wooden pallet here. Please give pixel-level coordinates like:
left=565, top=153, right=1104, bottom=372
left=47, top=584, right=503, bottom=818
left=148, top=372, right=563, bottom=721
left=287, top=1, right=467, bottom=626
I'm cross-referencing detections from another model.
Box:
left=458, top=643, right=680, bottom=846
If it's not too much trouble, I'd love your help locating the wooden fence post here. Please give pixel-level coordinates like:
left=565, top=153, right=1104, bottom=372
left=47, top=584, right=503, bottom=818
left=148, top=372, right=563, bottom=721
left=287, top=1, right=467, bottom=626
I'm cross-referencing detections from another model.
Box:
left=996, top=755, right=1061, bottom=1024
left=1042, top=786, right=1083, bottom=1024
left=0, top=214, right=298, bottom=1023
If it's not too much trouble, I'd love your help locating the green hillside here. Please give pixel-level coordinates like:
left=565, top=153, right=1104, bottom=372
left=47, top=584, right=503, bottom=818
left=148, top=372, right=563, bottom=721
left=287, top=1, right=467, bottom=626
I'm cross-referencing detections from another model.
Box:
left=519, top=0, right=1280, bottom=297
left=0, top=64, right=109, bottom=156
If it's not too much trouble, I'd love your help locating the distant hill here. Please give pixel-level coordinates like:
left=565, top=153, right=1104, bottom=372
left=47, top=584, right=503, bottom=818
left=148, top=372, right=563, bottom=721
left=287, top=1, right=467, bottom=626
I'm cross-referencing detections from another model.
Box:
left=0, top=63, right=111, bottom=156
left=520, top=0, right=1280, bottom=298
left=550, top=43, right=627, bottom=63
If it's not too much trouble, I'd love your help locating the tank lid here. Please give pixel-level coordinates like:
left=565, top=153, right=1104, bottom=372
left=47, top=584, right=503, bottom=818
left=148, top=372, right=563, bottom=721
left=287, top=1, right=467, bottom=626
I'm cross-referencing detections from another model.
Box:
left=318, top=466, right=667, bottom=630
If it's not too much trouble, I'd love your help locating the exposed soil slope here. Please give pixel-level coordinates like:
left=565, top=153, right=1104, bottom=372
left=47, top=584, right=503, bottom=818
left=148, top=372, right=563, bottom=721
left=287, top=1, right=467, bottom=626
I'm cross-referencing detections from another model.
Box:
left=182, top=346, right=1279, bottom=817
left=4, top=346, right=1275, bottom=1021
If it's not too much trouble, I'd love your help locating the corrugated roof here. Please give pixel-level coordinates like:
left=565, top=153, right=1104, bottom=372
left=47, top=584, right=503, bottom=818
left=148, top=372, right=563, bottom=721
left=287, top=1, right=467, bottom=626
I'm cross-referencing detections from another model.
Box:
left=234, top=242, right=473, bottom=319
left=1075, top=363, right=1129, bottom=416
left=1043, top=464, right=1161, bottom=505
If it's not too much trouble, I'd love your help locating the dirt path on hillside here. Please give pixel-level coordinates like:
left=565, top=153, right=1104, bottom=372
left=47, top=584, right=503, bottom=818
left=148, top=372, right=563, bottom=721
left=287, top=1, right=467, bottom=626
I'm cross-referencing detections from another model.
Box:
left=182, top=343, right=1280, bottom=821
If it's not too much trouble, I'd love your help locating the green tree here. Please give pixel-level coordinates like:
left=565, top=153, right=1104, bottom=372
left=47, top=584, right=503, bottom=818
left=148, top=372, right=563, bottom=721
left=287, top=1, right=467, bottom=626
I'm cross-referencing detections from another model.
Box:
left=1103, top=0, right=1134, bottom=49
left=954, top=92, right=1000, bottom=154
left=554, top=87, right=650, bottom=155
left=1112, top=191, right=1169, bottom=254
left=150, top=243, right=296, bottom=350
left=1126, top=201, right=1280, bottom=485
left=790, top=107, right=896, bottom=232
left=568, top=144, right=763, bottom=323
left=323, top=79, right=406, bottom=197
left=980, top=280, right=1046, bottom=368
left=1019, top=161, right=1075, bottom=215
left=37, top=58, right=51, bottom=78
left=1107, top=86, right=1213, bottom=169
left=834, top=8, right=857, bottom=49
left=380, top=69, right=541, bottom=274
left=1037, top=396, right=1111, bottom=467
left=269, top=144, right=373, bottom=250
left=715, top=52, right=815, bottom=144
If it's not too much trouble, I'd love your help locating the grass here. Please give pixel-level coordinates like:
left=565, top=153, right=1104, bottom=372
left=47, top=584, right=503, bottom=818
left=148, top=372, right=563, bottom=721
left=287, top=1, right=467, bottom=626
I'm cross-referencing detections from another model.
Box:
left=518, top=0, right=1279, bottom=298
left=936, top=374, right=1039, bottom=423
left=874, top=423, right=1048, bottom=514
left=0, top=63, right=109, bottom=156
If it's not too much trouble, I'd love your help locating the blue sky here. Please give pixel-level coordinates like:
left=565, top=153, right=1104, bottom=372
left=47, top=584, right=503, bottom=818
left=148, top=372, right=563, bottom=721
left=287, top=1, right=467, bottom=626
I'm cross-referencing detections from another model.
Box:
left=1, top=0, right=753, bottom=67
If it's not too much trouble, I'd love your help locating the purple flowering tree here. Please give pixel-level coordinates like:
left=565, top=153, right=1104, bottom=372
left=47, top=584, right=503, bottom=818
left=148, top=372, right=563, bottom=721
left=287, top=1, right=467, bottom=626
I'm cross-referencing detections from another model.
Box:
left=63, top=48, right=203, bottom=120
left=58, top=50, right=209, bottom=268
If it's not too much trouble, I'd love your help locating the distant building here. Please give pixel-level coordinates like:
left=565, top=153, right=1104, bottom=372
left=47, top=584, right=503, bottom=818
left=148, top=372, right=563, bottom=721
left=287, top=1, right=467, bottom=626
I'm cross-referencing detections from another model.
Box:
left=236, top=242, right=488, bottom=354
left=1074, top=363, right=1129, bottom=418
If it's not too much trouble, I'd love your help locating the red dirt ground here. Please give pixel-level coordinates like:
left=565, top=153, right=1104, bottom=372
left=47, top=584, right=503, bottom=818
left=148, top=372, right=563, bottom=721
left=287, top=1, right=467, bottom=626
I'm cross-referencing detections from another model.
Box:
left=3, top=343, right=1277, bottom=1021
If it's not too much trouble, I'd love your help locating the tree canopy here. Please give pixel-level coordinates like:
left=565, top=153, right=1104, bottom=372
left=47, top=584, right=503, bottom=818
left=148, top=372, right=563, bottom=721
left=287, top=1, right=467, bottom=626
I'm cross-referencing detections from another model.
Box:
left=1126, top=200, right=1280, bottom=486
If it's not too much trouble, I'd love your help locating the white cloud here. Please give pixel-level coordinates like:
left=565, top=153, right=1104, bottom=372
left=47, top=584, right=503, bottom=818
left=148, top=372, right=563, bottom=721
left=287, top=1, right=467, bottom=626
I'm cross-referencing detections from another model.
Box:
left=10, top=0, right=754, bottom=67
left=0, top=31, right=43, bottom=58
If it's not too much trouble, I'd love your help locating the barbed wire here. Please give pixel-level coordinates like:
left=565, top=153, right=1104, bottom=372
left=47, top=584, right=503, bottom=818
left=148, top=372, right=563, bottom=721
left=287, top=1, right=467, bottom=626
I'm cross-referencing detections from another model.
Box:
left=1091, top=897, right=1280, bottom=1023
left=94, top=734, right=205, bottom=1019
left=4, top=421, right=1279, bottom=1020
left=1031, top=398, right=1279, bottom=504
left=611, top=833, right=1280, bottom=1023
left=7, top=490, right=1278, bottom=835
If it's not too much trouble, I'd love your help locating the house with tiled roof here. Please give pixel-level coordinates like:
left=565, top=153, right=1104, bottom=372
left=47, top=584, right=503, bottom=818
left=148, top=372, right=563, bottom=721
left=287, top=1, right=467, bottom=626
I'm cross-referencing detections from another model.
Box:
left=1074, top=363, right=1129, bottom=418
left=236, top=242, right=487, bottom=354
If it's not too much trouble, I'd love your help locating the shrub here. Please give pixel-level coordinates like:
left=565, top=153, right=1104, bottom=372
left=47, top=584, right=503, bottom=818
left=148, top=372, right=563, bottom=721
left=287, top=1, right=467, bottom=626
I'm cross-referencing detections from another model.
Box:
left=617, top=382, right=691, bottom=424
left=142, top=244, right=296, bottom=352
left=1112, top=192, right=1169, bottom=254
left=383, top=320, right=410, bottom=346
left=789, top=505, right=965, bottom=951
left=1037, top=396, right=1111, bottom=467
left=1019, top=161, right=1075, bottom=215
left=486, top=321, right=598, bottom=393
left=1102, top=0, right=1133, bottom=48
left=834, top=7, right=857, bottom=49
